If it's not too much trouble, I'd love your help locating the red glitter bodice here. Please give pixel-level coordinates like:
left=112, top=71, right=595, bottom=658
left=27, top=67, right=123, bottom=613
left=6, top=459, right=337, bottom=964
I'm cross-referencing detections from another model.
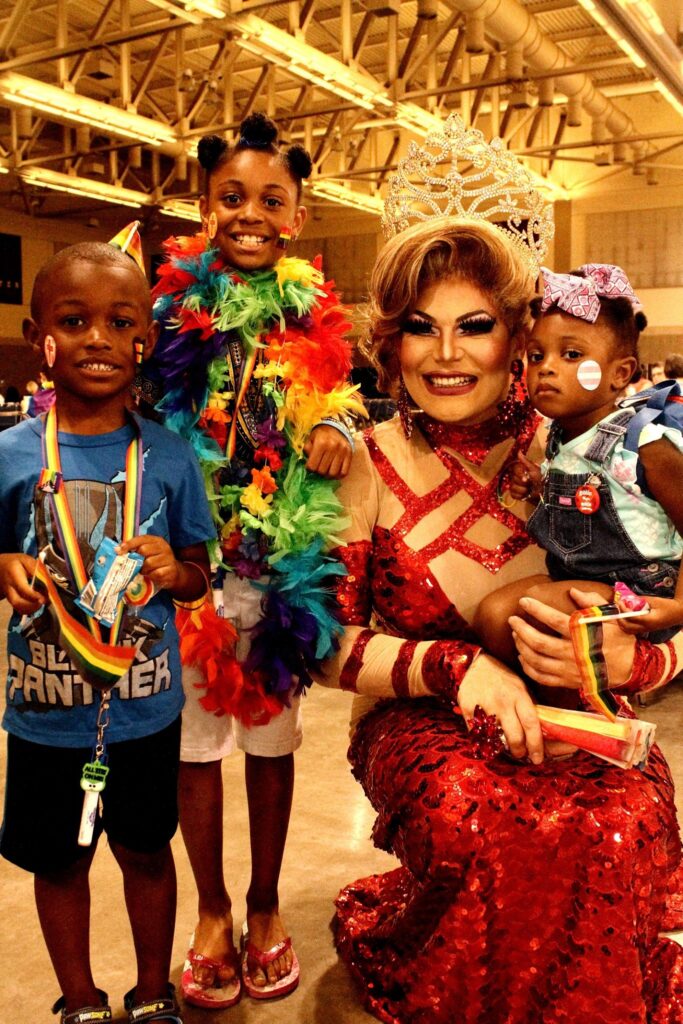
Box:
left=369, top=525, right=475, bottom=640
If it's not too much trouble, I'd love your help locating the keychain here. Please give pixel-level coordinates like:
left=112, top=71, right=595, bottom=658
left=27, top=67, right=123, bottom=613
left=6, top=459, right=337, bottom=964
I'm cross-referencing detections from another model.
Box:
left=78, top=689, right=111, bottom=847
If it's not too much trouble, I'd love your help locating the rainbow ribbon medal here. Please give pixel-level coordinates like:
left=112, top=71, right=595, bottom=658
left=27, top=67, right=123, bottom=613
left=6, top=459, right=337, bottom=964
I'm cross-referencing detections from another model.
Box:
left=40, top=405, right=143, bottom=684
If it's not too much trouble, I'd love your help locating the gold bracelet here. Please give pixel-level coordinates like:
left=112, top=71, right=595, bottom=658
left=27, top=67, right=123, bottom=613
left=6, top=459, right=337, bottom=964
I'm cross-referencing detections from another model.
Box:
left=172, top=560, right=209, bottom=611
left=498, top=491, right=519, bottom=509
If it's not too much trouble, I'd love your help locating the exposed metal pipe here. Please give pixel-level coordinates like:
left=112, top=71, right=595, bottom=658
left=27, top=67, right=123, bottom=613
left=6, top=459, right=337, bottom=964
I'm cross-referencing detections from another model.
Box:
left=451, top=0, right=636, bottom=140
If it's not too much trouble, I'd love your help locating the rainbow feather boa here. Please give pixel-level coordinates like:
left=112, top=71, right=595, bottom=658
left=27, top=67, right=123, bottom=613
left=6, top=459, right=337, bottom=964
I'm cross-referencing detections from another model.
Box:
left=149, top=234, right=364, bottom=723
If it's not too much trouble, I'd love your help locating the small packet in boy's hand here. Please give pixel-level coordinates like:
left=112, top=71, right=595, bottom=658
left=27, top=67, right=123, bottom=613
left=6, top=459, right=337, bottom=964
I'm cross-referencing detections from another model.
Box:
left=76, top=537, right=144, bottom=626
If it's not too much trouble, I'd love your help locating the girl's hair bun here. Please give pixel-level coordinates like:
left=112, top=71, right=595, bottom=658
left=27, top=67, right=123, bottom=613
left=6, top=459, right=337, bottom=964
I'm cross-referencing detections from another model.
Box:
left=635, top=310, right=648, bottom=332
left=198, top=134, right=228, bottom=171
left=286, top=144, right=312, bottom=181
left=239, top=112, right=278, bottom=149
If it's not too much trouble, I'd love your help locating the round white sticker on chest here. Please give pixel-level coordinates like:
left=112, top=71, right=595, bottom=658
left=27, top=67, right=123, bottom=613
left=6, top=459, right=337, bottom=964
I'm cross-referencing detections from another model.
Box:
left=577, top=359, right=602, bottom=391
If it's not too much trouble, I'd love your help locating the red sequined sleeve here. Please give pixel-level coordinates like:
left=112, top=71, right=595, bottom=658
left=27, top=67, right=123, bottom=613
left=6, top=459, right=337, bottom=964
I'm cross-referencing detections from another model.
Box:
left=615, top=636, right=679, bottom=695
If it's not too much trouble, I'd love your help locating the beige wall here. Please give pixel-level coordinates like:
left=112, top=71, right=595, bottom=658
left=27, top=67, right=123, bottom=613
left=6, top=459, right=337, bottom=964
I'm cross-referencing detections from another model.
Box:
left=0, top=210, right=109, bottom=343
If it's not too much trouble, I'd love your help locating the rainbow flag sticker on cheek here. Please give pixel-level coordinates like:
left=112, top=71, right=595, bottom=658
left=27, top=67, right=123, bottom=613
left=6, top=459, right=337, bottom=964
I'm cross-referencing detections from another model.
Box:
left=277, top=226, right=293, bottom=250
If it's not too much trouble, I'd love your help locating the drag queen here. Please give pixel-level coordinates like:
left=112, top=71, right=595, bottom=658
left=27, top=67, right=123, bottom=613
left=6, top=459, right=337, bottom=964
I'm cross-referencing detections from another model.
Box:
left=318, top=200, right=683, bottom=1020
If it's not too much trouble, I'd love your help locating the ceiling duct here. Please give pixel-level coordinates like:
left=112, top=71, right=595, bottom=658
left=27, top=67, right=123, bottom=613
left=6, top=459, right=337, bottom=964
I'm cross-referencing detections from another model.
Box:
left=452, top=0, right=636, bottom=141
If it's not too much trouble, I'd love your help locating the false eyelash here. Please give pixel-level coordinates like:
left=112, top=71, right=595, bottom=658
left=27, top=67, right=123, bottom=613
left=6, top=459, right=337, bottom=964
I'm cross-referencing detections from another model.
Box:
left=401, top=317, right=436, bottom=336
left=458, top=315, right=497, bottom=334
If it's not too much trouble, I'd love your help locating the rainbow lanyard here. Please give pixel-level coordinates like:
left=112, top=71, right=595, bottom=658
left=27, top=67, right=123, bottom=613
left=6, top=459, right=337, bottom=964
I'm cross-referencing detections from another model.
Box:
left=40, top=404, right=143, bottom=646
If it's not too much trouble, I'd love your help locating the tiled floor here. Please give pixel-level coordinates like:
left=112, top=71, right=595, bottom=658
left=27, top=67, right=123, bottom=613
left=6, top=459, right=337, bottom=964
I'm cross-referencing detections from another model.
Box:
left=0, top=599, right=681, bottom=1022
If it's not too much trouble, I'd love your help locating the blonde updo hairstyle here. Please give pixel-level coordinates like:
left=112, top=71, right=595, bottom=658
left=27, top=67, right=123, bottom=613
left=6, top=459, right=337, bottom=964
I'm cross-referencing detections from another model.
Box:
left=360, top=217, right=534, bottom=393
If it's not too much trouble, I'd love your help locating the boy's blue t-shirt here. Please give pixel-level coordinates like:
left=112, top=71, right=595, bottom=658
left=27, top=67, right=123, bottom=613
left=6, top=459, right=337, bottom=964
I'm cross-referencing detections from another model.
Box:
left=0, top=414, right=215, bottom=747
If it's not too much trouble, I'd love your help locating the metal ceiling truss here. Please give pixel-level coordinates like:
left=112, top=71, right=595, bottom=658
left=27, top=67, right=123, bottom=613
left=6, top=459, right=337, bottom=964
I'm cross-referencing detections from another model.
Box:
left=0, top=0, right=680, bottom=222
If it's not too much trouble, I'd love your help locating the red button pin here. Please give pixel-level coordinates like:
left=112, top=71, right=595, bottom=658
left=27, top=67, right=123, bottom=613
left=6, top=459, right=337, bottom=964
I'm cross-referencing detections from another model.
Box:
left=574, top=484, right=600, bottom=514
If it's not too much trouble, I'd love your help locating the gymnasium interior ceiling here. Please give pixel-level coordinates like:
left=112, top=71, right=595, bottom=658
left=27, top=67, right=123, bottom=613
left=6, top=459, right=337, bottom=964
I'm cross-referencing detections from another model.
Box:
left=0, top=0, right=682, bottom=230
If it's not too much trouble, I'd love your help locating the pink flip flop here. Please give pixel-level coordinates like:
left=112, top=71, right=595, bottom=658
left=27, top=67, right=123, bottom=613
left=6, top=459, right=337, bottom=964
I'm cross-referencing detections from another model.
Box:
left=240, top=923, right=300, bottom=1000
left=181, top=934, right=241, bottom=1010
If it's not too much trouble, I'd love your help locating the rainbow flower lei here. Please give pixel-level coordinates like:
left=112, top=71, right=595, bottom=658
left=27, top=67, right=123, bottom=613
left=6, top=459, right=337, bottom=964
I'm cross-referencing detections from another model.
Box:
left=148, top=233, right=364, bottom=722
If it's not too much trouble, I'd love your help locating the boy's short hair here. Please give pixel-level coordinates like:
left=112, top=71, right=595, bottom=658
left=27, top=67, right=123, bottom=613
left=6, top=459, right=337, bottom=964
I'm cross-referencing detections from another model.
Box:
left=30, top=242, right=151, bottom=321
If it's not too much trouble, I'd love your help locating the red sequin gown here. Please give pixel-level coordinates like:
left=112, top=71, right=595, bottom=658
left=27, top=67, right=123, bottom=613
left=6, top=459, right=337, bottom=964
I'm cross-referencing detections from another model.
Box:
left=320, top=410, right=683, bottom=1024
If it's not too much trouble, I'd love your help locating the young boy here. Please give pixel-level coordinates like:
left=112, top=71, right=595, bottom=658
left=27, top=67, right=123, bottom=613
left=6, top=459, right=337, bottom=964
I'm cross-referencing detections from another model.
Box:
left=0, top=237, right=215, bottom=1024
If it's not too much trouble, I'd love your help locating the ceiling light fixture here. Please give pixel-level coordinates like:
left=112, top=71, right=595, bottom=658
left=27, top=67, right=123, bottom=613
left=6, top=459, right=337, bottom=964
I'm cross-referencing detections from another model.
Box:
left=20, top=167, right=151, bottom=208
left=393, top=102, right=444, bottom=137
left=146, top=0, right=225, bottom=21
left=0, top=72, right=178, bottom=147
left=159, top=198, right=202, bottom=221
left=230, top=13, right=393, bottom=112
left=308, top=179, right=383, bottom=215
left=576, top=0, right=683, bottom=120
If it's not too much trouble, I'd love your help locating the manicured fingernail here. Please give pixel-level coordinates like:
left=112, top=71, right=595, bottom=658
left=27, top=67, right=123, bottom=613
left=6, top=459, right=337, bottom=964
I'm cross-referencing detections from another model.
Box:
left=530, top=753, right=542, bottom=764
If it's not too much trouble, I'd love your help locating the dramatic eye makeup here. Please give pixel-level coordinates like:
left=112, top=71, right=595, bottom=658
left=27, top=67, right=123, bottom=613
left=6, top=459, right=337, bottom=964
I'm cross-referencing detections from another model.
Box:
left=400, top=312, right=497, bottom=337
left=400, top=316, right=437, bottom=336
left=458, top=314, right=497, bottom=334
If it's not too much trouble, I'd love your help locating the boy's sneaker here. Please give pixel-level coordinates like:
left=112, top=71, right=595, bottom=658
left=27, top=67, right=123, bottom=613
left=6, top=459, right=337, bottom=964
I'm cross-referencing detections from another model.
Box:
left=51, top=991, right=112, bottom=1024
left=123, top=984, right=183, bottom=1023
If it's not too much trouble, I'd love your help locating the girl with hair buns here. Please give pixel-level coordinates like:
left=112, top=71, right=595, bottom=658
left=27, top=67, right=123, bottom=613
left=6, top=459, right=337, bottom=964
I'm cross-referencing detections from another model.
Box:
left=147, top=112, right=361, bottom=1007
left=477, top=264, right=683, bottom=666
left=315, top=218, right=683, bottom=1023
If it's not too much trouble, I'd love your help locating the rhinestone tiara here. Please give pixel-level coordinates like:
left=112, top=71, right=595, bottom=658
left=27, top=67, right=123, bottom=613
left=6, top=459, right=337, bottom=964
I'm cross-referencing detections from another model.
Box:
left=383, top=114, right=555, bottom=276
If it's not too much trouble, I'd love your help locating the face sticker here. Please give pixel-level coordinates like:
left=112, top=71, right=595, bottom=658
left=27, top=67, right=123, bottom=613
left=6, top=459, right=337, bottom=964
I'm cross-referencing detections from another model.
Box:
left=44, top=334, right=57, bottom=369
left=576, top=359, right=602, bottom=391
left=206, top=211, right=218, bottom=240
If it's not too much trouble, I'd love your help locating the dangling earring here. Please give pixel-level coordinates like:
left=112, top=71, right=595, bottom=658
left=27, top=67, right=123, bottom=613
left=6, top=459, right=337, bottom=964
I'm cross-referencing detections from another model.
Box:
left=206, top=211, right=218, bottom=240
left=277, top=226, right=293, bottom=250
left=133, top=340, right=145, bottom=366
left=398, top=377, right=420, bottom=439
left=497, top=357, right=529, bottom=429
left=44, top=334, right=56, bottom=369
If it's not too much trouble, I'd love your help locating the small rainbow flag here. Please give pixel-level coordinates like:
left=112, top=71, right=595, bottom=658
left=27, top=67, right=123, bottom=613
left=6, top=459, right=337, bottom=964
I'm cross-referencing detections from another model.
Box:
left=569, top=604, right=622, bottom=720
left=35, top=559, right=136, bottom=691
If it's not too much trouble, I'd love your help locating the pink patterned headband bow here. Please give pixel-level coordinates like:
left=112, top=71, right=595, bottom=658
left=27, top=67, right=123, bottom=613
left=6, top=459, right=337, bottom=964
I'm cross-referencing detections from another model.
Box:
left=539, top=263, right=640, bottom=323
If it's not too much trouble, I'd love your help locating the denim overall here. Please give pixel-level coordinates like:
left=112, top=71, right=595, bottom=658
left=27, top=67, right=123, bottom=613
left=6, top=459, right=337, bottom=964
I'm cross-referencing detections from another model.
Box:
left=527, top=408, right=679, bottom=642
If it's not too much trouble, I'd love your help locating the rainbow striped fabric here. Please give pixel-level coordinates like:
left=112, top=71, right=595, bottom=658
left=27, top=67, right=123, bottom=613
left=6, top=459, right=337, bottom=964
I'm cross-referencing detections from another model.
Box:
left=35, top=559, right=137, bottom=690
left=569, top=604, right=621, bottom=720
